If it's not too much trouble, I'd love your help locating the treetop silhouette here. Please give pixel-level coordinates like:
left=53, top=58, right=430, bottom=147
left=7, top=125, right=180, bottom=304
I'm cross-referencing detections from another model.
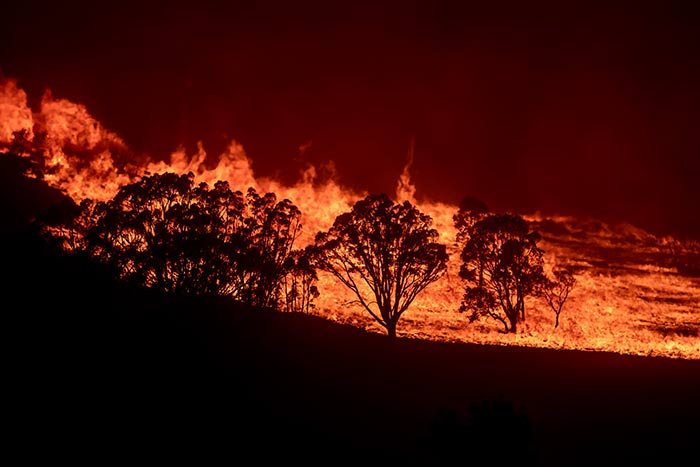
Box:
left=314, top=192, right=448, bottom=338
left=41, top=171, right=316, bottom=312
left=458, top=212, right=547, bottom=333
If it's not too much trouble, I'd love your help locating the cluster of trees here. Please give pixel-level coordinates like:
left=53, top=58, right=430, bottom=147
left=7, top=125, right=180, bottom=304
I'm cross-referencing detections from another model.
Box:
left=42, top=171, right=574, bottom=337
left=454, top=197, right=575, bottom=333
left=45, top=172, right=318, bottom=313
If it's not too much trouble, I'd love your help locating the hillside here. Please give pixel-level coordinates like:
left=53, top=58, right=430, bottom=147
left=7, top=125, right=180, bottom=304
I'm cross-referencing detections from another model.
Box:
left=3, top=153, right=700, bottom=465
left=7, top=234, right=700, bottom=466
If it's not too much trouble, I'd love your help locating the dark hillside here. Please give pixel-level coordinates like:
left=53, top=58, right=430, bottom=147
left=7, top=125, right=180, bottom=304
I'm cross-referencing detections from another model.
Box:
left=4, top=159, right=700, bottom=466
left=8, top=237, right=700, bottom=466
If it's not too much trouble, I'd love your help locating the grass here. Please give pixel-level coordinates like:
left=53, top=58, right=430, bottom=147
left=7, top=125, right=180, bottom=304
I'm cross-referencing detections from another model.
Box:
left=313, top=214, right=700, bottom=360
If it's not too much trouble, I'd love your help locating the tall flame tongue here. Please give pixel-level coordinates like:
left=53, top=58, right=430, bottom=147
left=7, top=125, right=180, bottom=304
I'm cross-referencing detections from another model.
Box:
left=0, top=79, right=33, bottom=143
left=145, top=139, right=362, bottom=246
left=1, top=78, right=698, bottom=359
left=35, top=90, right=136, bottom=202
left=396, top=136, right=417, bottom=206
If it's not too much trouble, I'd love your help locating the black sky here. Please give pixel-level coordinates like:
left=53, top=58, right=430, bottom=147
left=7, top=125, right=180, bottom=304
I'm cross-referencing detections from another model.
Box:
left=2, top=1, right=700, bottom=238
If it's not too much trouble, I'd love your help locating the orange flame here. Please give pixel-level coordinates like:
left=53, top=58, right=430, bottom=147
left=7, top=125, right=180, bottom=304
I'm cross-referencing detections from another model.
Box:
left=396, top=136, right=417, bottom=205
left=0, top=78, right=33, bottom=143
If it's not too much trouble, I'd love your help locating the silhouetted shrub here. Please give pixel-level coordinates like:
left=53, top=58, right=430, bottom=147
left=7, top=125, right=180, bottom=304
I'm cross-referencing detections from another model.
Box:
left=423, top=398, right=536, bottom=465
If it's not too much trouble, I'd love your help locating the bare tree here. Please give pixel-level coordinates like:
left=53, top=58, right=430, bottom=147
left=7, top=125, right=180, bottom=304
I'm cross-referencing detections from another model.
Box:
left=314, top=193, right=448, bottom=338
left=540, top=270, right=575, bottom=328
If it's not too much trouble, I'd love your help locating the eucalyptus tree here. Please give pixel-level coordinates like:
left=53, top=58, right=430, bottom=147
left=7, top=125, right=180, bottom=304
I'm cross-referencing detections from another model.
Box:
left=314, top=193, right=448, bottom=338
left=45, top=171, right=312, bottom=310
left=458, top=213, right=547, bottom=333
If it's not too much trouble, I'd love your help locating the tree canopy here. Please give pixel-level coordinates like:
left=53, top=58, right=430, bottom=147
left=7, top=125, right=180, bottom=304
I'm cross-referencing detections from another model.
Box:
left=314, top=193, right=448, bottom=338
left=458, top=213, right=547, bottom=333
left=43, top=171, right=314, bottom=311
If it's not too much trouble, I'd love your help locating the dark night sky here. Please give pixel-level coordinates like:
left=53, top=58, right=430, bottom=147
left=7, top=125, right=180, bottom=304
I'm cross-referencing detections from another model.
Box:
left=2, top=1, right=700, bottom=238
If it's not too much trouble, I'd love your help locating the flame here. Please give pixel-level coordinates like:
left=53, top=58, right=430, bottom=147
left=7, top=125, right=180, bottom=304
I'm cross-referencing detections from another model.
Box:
left=0, top=78, right=33, bottom=143
left=2, top=78, right=698, bottom=360
left=396, top=136, right=417, bottom=205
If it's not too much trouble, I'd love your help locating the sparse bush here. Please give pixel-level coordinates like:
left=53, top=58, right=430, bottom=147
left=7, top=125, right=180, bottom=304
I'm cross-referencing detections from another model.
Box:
left=540, top=269, right=576, bottom=328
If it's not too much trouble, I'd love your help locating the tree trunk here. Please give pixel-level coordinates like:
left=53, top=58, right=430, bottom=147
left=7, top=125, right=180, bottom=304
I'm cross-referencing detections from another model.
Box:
left=502, top=320, right=510, bottom=333
left=508, top=313, right=517, bottom=333
left=386, top=320, right=397, bottom=339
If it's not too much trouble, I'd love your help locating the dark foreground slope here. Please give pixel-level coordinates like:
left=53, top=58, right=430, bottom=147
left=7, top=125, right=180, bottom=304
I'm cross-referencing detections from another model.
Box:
left=7, top=234, right=700, bottom=467
left=3, top=157, right=699, bottom=466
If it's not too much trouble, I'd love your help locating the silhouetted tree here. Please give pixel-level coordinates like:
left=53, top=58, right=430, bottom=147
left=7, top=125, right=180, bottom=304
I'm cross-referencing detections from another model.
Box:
left=453, top=195, right=489, bottom=245
left=540, top=269, right=575, bottom=328
left=314, top=193, right=448, bottom=338
left=281, top=246, right=319, bottom=314
left=43, top=172, right=313, bottom=310
left=458, top=213, right=546, bottom=333
left=243, top=188, right=303, bottom=308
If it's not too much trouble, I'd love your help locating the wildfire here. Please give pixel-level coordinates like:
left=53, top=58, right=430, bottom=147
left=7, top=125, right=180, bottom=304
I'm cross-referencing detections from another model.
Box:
left=1, top=77, right=698, bottom=359
left=0, top=79, right=33, bottom=142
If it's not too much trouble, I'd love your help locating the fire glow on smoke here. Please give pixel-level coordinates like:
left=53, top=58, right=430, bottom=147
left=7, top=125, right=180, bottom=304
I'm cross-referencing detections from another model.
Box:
left=1, top=78, right=699, bottom=359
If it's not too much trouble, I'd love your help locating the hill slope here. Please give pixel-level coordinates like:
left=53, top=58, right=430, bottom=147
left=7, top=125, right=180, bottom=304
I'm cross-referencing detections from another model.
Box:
left=8, top=247, right=700, bottom=466
left=3, top=154, right=699, bottom=465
